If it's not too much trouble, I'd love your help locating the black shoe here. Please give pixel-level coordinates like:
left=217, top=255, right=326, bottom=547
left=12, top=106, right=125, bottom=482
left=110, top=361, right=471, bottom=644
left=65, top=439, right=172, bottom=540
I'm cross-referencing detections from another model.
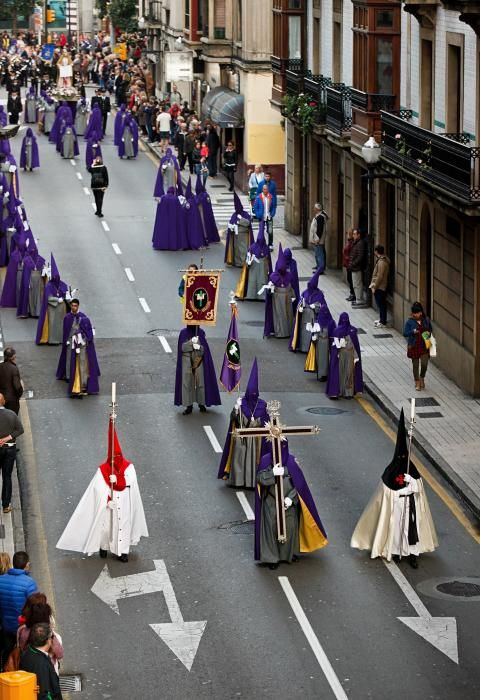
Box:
left=268, top=563, right=279, bottom=570
left=98, top=213, right=104, bottom=218
left=182, top=406, right=193, bottom=415
left=392, top=554, right=400, bottom=563
left=119, top=554, right=129, bottom=563
left=199, top=405, right=207, bottom=413
left=99, top=549, right=107, bottom=558
left=94, top=211, right=99, bottom=216
left=345, top=295, right=355, bottom=301
left=292, top=555, right=300, bottom=562
left=409, top=555, right=418, bottom=569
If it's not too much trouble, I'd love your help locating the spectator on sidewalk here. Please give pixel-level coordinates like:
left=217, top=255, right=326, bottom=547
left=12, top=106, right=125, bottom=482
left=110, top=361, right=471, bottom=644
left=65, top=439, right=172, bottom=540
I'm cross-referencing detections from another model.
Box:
left=223, top=140, right=238, bottom=192
left=0, top=347, right=23, bottom=414
left=18, top=594, right=64, bottom=673
left=343, top=230, right=355, bottom=301
left=0, top=392, right=24, bottom=514
left=0, top=553, right=11, bottom=574
left=348, top=229, right=368, bottom=307
left=256, top=171, right=278, bottom=205
left=192, top=139, right=202, bottom=177
left=403, top=302, right=433, bottom=392
left=205, top=124, right=220, bottom=177
left=0, top=551, right=37, bottom=663
left=184, top=129, right=196, bottom=174
left=156, top=106, right=171, bottom=153
left=254, top=184, right=276, bottom=250
left=19, top=622, right=63, bottom=699
left=248, top=165, right=264, bottom=213
left=175, top=122, right=187, bottom=170
left=369, top=245, right=390, bottom=328
left=309, top=203, right=328, bottom=273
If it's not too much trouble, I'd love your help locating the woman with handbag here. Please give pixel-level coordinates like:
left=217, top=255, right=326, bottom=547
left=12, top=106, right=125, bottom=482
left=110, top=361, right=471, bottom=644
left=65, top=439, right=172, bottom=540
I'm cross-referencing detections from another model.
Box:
left=16, top=595, right=64, bottom=674
left=88, top=155, right=109, bottom=218
left=403, top=301, right=434, bottom=391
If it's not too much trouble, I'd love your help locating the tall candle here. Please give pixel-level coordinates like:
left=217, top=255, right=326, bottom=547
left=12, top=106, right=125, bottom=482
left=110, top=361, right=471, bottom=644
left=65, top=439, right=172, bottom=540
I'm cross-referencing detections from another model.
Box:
left=112, top=382, right=116, bottom=404
left=410, top=397, right=415, bottom=421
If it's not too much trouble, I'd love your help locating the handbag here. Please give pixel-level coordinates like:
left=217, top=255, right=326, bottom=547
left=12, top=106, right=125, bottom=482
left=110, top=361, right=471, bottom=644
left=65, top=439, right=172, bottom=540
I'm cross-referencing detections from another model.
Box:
left=429, top=334, right=437, bottom=357
left=4, top=644, right=21, bottom=672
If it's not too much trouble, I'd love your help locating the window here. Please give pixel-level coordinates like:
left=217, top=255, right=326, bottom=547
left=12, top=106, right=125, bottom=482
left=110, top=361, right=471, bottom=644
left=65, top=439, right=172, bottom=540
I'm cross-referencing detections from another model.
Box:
left=185, top=0, right=190, bottom=30
left=234, top=0, right=242, bottom=42
left=288, top=15, right=301, bottom=59
left=376, top=10, right=393, bottom=28
left=313, top=17, right=320, bottom=73
left=376, top=37, right=392, bottom=94
left=214, top=0, right=226, bottom=39
left=420, top=38, right=433, bottom=130
left=446, top=41, right=463, bottom=132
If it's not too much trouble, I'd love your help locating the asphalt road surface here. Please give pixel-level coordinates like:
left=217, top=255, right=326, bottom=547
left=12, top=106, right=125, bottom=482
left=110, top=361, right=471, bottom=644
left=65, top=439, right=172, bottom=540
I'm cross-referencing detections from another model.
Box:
left=3, top=96, right=480, bottom=700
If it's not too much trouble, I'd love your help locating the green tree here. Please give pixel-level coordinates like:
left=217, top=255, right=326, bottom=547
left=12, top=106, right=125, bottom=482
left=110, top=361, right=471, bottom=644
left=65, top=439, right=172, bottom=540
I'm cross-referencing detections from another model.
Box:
left=108, top=0, right=138, bottom=33
left=95, top=0, right=108, bottom=20
left=0, top=0, right=40, bottom=31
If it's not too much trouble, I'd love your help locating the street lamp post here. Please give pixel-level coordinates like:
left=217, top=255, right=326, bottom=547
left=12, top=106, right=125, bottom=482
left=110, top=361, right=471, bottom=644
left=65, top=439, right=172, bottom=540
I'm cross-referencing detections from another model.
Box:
left=361, top=136, right=381, bottom=305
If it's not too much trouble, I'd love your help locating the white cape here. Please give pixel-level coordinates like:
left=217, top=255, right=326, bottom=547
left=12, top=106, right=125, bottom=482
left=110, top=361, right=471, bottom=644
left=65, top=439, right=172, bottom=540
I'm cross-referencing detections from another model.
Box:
left=350, top=479, right=438, bottom=560
left=56, top=464, right=148, bottom=556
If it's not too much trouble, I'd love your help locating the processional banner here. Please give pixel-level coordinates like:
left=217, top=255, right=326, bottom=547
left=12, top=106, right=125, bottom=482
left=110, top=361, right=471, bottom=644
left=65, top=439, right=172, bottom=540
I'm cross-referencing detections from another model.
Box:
left=182, top=271, right=221, bottom=326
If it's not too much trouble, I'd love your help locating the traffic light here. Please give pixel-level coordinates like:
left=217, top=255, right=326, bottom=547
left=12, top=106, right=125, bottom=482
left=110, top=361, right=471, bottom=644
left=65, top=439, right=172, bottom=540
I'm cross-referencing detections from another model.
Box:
left=47, top=8, right=56, bottom=22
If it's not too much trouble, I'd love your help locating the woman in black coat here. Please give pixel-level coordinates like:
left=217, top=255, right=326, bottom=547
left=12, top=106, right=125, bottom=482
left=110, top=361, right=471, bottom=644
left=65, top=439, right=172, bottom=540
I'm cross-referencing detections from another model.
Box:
left=88, top=156, right=109, bottom=217
left=222, top=141, right=238, bottom=192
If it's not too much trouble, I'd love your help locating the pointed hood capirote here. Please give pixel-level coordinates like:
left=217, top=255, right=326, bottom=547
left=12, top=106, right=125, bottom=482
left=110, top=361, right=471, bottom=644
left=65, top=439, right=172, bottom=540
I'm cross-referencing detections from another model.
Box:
left=269, top=243, right=292, bottom=287
left=50, top=253, right=60, bottom=282
left=244, top=357, right=259, bottom=404
left=249, top=220, right=270, bottom=259
left=99, top=417, right=131, bottom=491
left=185, top=176, right=193, bottom=200
left=382, top=409, right=420, bottom=489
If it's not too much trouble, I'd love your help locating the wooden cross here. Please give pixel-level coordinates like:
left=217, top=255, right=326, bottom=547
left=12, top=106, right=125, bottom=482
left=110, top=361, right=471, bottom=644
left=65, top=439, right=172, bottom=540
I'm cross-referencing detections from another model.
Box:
left=234, top=400, right=320, bottom=543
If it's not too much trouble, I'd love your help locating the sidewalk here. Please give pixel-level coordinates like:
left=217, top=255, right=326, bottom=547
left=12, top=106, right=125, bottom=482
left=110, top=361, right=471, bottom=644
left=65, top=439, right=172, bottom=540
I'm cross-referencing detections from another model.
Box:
left=144, top=139, right=480, bottom=519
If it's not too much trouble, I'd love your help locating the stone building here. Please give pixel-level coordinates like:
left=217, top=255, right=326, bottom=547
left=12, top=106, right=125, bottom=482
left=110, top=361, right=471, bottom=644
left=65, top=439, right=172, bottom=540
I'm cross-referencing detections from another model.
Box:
left=273, top=0, right=480, bottom=395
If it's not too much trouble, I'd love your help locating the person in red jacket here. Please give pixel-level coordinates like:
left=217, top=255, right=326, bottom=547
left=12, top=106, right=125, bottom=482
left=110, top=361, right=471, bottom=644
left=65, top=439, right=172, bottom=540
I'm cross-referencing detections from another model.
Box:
left=343, top=229, right=355, bottom=301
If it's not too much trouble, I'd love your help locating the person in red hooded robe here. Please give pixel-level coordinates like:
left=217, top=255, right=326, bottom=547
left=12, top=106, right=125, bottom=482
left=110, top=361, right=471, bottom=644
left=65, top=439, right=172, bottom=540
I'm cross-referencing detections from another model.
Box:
left=56, top=418, right=148, bottom=562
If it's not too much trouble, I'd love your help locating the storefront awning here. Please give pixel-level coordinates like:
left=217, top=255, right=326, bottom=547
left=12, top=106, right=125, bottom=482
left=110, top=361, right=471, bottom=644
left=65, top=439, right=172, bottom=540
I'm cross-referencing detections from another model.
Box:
left=201, top=87, right=244, bottom=128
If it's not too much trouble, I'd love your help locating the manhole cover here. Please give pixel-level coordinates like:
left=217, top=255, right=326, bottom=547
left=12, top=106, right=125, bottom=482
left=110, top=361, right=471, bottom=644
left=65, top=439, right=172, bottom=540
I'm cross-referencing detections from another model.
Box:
left=415, top=397, right=440, bottom=407
left=242, top=320, right=265, bottom=327
left=417, top=411, right=443, bottom=418
left=306, top=406, right=346, bottom=416
left=218, top=520, right=255, bottom=535
left=147, top=328, right=172, bottom=335
left=60, top=675, right=82, bottom=692
left=437, top=581, right=480, bottom=597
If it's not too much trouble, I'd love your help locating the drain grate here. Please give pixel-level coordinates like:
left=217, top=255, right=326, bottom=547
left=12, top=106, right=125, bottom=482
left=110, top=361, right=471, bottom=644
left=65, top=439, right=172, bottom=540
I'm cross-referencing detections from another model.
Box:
left=437, top=581, right=480, bottom=597
left=60, top=675, right=82, bottom=692
left=306, top=406, right=346, bottom=416
left=415, top=397, right=440, bottom=407
left=218, top=520, right=255, bottom=535
left=373, top=333, right=393, bottom=339
left=417, top=411, right=443, bottom=418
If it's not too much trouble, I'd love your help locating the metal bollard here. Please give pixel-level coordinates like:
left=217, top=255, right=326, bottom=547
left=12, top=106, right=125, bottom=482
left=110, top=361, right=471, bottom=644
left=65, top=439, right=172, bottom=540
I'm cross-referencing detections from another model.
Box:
left=0, top=671, right=38, bottom=699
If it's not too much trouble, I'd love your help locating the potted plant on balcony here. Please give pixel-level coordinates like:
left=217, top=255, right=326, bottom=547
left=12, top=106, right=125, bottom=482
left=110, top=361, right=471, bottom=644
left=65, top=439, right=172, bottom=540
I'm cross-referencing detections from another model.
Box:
left=282, top=93, right=319, bottom=135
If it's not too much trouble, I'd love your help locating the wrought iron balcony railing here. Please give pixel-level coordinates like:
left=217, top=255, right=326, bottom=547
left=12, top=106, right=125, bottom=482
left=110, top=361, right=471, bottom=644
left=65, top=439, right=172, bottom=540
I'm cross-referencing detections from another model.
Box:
left=304, top=74, right=331, bottom=125
left=285, top=58, right=304, bottom=95
left=381, top=110, right=480, bottom=203
left=326, top=83, right=352, bottom=136
left=351, top=89, right=396, bottom=114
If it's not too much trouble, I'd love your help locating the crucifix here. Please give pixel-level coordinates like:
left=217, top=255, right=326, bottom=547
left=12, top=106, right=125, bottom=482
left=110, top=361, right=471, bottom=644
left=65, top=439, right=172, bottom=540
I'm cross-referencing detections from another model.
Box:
left=234, top=400, right=320, bottom=543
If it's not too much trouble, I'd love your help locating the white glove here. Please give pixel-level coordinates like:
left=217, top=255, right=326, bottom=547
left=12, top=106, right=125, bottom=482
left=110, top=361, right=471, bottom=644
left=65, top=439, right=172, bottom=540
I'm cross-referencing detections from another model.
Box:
left=298, top=305, right=303, bottom=314
left=57, top=297, right=63, bottom=303
left=404, top=473, right=412, bottom=483
left=272, top=464, right=284, bottom=477
left=191, top=336, right=199, bottom=345
left=309, top=303, right=316, bottom=309
left=284, top=497, right=293, bottom=509
left=109, top=474, right=117, bottom=484
left=235, top=397, right=242, bottom=409
left=354, top=357, right=359, bottom=364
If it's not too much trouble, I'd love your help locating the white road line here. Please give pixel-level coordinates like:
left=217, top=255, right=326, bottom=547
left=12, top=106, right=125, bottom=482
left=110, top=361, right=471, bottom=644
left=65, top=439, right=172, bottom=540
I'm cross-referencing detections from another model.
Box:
left=383, top=560, right=430, bottom=617
left=70, top=159, right=76, bottom=166
left=236, top=492, right=254, bottom=521
left=279, top=577, right=349, bottom=700
left=101, top=221, right=110, bottom=232
left=91, top=202, right=96, bottom=210
left=203, top=426, right=222, bottom=453
left=112, top=243, right=122, bottom=255
left=76, top=171, right=82, bottom=180
left=124, top=267, right=135, bottom=282
left=139, top=297, right=151, bottom=313
left=157, top=335, right=172, bottom=353
left=83, top=187, right=90, bottom=195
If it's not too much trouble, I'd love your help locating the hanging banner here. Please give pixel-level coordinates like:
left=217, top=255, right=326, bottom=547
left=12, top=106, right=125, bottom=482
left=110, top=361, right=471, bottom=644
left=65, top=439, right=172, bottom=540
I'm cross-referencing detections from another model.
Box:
left=182, top=271, right=221, bottom=326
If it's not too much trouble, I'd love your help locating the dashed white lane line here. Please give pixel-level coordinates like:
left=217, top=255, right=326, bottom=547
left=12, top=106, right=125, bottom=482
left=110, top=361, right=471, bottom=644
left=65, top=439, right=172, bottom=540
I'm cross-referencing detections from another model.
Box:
left=203, top=426, right=222, bottom=453
left=76, top=172, right=82, bottom=180
left=124, top=267, right=135, bottom=282
left=139, top=297, right=151, bottom=313
left=236, top=492, right=254, bottom=521
left=70, top=159, right=76, bottom=166
left=101, top=221, right=110, bottom=232
left=83, top=187, right=90, bottom=195
left=91, top=202, right=96, bottom=210
left=157, top=335, right=172, bottom=353
left=112, top=243, right=122, bottom=255
left=278, top=577, right=349, bottom=700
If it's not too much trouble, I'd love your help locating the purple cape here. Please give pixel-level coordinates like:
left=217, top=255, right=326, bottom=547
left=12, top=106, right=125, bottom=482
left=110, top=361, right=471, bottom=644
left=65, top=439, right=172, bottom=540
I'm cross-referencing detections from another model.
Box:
left=56, top=311, right=100, bottom=394
left=59, top=125, right=79, bottom=157
left=114, top=105, right=127, bottom=146
left=152, top=190, right=189, bottom=251
left=20, top=129, right=40, bottom=169
left=0, top=107, right=7, bottom=127
left=224, top=192, right=253, bottom=264
left=118, top=117, right=139, bottom=158
left=254, top=441, right=328, bottom=560
left=326, top=312, right=363, bottom=397
left=284, top=248, right=300, bottom=311
left=17, top=251, right=45, bottom=318
left=154, top=148, right=183, bottom=197
left=0, top=139, right=11, bottom=157
left=85, top=133, right=103, bottom=170
left=24, top=91, right=38, bottom=123
left=195, top=177, right=220, bottom=244
left=35, top=279, right=68, bottom=344
left=84, top=106, right=103, bottom=141
left=0, top=246, right=24, bottom=307
left=49, top=104, right=71, bottom=144
left=174, top=326, right=221, bottom=407
left=184, top=179, right=206, bottom=249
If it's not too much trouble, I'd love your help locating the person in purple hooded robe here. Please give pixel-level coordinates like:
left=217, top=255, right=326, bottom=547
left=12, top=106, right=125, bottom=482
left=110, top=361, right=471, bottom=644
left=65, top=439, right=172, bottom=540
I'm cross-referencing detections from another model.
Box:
left=36, top=253, right=70, bottom=345
left=152, top=186, right=189, bottom=251
left=118, top=113, right=138, bottom=159
left=24, top=87, right=38, bottom=124
left=263, top=244, right=295, bottom=339
left=304, top=295, right=335, bottom=382
left=114, top=104, right=128, bottom=147
left=255, top=438, right=328, bottom=569
left=59, top=119, right=80, bottom=159
left=283, top=248, right=300, bottom=313
left=0, top=134, right=11, bottom=158
left=0, top=229, right=28, bottom=308
left=235, top=220, right=272, bottom=301
left=225, top=192, right=253, bottom=267
left=16, top=239, right=45, bottom=319
left=194, top=176, right=220, bottom=244
left=218, top=358, right=270, bottom=488
left=0, top=154, right=19, bottom=199
left=42, top=97, right=56, bottom=135
left=154, top=147, right=183, bottom=197
left=84, top=105, right=103, bottom=141
left=0, top=106, right=7, bottom=127
left=290, top=267, right=325, bottom=354
left=49, top=103, right=71, bottom=144
left=174, top=325, right=221, bottom=414
left=85, top=130, right=103, bottom=170
left=20, top=128, right=40, bottom=172
left=326, top=312, right=363, bottom=399
left=183, top=178, right=206, bottom=250
left=74, top=97, right=89, bottom=136
left=56, top=298, right=100, bottom=397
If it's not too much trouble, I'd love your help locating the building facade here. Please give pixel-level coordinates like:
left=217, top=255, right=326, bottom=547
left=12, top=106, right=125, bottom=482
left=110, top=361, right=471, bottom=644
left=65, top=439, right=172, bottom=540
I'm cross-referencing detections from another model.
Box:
left=274, top=0, right=480, bottom=396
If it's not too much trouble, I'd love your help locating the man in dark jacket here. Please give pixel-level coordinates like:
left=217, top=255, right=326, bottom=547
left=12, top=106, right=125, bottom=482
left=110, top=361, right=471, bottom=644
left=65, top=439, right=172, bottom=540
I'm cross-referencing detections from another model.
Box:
left=7, top=89, right=22, bottom=125
left=348, top=229, right=368, bottom=307
left=205, top=124, right=220, bottom=177
left=0, top=551, right=37, bottom=661
left=20, top=622, right=63, bottom=700
left=0, top=347, right=23, bottom=414
left=0, top=391, right=24, bottom=513
left=175, top=123, right=187, bottom=170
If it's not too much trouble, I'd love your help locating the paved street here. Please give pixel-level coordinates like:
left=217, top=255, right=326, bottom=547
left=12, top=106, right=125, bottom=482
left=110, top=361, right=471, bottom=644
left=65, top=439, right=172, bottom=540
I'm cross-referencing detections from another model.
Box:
left=3, top=97, right=480, bottom=700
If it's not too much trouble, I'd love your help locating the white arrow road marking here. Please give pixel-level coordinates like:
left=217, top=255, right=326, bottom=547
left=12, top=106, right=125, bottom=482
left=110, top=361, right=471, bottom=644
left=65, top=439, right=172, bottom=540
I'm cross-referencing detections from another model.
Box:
left=76, top=172, right=82, bottom=180
left=383, top=560, right=458, bottom=664
left=91, top=559, right=206, bottom=671
left=112, top=243, right=122, bottom=255
left=157, top=335, right=172, bottom=353
left=124, top=267, right=135, bottom=282
left=102, top=220, right=110, bottom=232
left=279, top=577, right=349, bottom=700
left=236, top=491, right=254, bottom=521
left=203, top=426, right=222, bottom=453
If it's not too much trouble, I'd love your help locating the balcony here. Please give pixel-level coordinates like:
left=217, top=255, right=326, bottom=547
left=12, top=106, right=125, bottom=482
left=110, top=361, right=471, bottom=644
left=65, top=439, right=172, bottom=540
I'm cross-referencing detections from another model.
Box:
left=285, top=59, right=304, bottom=95
left=304, top=74, right=331, bottom=127
left=326, top=83, right=352, bottom=137
left=381, top=110, right=480, bottom=205
left=440, top=0, right=480, bottom=34
left=351, top=89, right=396, bottom=146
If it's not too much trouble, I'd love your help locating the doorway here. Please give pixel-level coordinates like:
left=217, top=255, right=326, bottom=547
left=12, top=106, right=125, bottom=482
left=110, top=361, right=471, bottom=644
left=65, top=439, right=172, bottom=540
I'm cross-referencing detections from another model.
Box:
left=419, top=204, right=432, bottom=316
left=384, top=182, right=396, bottom=296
